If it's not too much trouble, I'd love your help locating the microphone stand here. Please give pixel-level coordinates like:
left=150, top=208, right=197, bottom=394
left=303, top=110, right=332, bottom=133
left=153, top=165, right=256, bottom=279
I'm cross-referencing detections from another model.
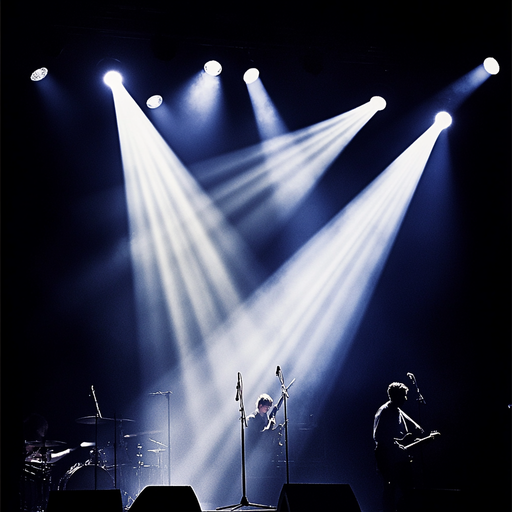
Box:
left=407, top=373, right=426, bottom=425
left=276, top=368, right=294, bottom=485
left=407, top=373, right=427, bottom=485
left=217, top=373, right=272, bottom=511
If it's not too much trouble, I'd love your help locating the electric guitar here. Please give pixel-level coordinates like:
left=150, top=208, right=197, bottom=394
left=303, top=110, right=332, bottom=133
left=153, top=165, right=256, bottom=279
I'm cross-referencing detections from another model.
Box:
left=261, top=379, right=295, bottom=432
left=392, top=430, right=441, bottom=463
left=376, top=431, right=440, bottom=470
left=394, top=430, right=440, bottom=451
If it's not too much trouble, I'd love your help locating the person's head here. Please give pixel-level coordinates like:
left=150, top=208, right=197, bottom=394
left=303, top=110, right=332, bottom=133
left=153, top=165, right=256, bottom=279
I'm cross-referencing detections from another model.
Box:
left=256, top=394, right=273, bottom=415
left=387, top=382, right=408, bottom=406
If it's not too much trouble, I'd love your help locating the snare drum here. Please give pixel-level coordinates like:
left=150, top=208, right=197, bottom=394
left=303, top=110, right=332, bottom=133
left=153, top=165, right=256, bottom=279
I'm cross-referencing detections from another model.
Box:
left=58, top=463, right=114, bottom=490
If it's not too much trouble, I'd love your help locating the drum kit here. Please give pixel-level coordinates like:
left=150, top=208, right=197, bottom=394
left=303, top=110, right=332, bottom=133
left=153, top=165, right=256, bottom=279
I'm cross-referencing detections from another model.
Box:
left=22, top=415, right=167, bottom=511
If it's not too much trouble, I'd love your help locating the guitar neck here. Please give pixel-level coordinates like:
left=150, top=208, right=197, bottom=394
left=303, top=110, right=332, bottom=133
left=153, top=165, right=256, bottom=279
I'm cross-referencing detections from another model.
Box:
left=403, top=433, right=438, bottom=450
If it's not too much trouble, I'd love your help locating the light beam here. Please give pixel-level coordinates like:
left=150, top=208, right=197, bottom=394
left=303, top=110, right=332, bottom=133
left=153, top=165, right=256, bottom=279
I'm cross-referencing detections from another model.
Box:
left=246, top=77, right=287, bottom=140
left=432, top=60, right=497, bottom=111
left=107, top=80, right=262, bottom=387
left=192, top=97, right=387, bottom=244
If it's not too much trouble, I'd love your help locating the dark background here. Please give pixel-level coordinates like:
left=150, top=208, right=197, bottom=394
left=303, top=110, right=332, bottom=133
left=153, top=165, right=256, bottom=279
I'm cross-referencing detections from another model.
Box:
left=3, top=2, right=511, bottom=510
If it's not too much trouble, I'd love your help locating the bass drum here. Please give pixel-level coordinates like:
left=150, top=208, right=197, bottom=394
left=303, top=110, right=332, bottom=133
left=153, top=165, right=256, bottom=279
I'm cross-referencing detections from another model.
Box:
left=59, top=463, right=114, bottom=491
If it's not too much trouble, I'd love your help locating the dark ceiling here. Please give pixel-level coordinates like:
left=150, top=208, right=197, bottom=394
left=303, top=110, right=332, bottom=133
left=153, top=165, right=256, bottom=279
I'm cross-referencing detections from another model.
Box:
left=10, top=1, right=509, bottom=66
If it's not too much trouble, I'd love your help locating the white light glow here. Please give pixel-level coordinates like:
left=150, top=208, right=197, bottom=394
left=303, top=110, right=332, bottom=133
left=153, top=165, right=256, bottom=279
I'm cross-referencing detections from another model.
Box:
left=370, top=95, right=387, bottom=111
left=146, top=95, right=163, bottom=109
left=204, top=60, right=222, bottom=76
left=243, top=67, right=260, bottom=84
left=435, top=111, right=452, bottom=129
left=483, top=57, right=500, bottom=75
left=103, top=70, right=123, bottom=87
left=30, top=67, right=48, bottom=81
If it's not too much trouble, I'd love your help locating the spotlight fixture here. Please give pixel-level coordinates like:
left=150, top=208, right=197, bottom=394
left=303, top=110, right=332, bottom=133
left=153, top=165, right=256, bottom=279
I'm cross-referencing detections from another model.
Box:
left=243, top=68, right=260, bottom=84
left=204, top=60, right=222, bottom=77
left=30, top=67, right=48, bottom=81
left=104, top=70, right=123, bottom=87
left=434, top=111, right=452, bottom=129
left=370, top=96, right=386, bottom=111
left=483, top=57, right=500, bottom=75
left=146, top=95, right=163, bottom=109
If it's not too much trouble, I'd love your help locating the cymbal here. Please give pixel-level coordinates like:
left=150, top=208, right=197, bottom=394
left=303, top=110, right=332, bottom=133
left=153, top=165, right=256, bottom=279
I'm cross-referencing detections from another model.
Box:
left=26, top=440, right=67, bottom=448
left=123, top=430, right=162, bottom=438
left=76, top=416, right=135, bottom=425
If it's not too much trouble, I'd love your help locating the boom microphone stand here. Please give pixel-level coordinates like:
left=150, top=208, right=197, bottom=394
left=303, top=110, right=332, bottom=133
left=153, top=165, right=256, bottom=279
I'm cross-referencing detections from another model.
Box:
left=407, top=372, right=427, bottom=485
left=217, top=373, right=273, bottom=511
left=276, top=367, right=294, bottom=486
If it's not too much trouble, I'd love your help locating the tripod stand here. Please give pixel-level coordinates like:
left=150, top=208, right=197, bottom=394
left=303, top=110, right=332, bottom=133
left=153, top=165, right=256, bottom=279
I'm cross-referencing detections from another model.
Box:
left=217, top=373, right=274, bottom=511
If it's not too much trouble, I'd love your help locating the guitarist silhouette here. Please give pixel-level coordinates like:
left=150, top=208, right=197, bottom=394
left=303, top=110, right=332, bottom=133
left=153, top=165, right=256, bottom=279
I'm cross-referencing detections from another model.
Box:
left=373, top=382, right=439, bottom=512
left=245, top=394, right=282, bottom=504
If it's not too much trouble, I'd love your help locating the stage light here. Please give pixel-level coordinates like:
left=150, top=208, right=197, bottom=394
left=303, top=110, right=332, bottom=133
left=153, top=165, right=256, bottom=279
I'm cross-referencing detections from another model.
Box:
left=146, top=94, right=163, bottom=109
left=30, top=67, right=48, bottom=81
left=243, top=68, right=260, bottom=84
left=103, top=70, right=123, bottom=87
left=434, top=111, right=452, bottom=129
left=370, top=96, right=386, bottom=111
left=483, top=57, right=500, bottom=75
left=204, top=60, right=222, bottom=76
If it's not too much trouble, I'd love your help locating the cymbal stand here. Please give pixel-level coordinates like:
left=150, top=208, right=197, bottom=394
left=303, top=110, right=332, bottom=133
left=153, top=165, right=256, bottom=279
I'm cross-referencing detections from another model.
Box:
left=114, top=413, right=118, bottom=489
left=39, top=440, right=52, bottom=510
left=91, top=385, right=103, bottom=490
left=217, top=372, right=273, bottom=511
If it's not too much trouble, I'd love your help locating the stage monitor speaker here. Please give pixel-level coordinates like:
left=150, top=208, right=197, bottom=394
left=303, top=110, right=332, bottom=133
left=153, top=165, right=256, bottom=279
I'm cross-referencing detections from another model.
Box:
left=277, top=483, right=361, bottom=512
left=47, top=490, right=123, bottom=512
left=129, top=485, right=202, bottom=512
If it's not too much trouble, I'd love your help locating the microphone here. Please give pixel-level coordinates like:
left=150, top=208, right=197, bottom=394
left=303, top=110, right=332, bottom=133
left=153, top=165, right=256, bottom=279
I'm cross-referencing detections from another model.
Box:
left=276, top=366, right=281, bottom=376
left=407, top=372, right=416, bottom=385
left=235, top=372, right=241, bottom=401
